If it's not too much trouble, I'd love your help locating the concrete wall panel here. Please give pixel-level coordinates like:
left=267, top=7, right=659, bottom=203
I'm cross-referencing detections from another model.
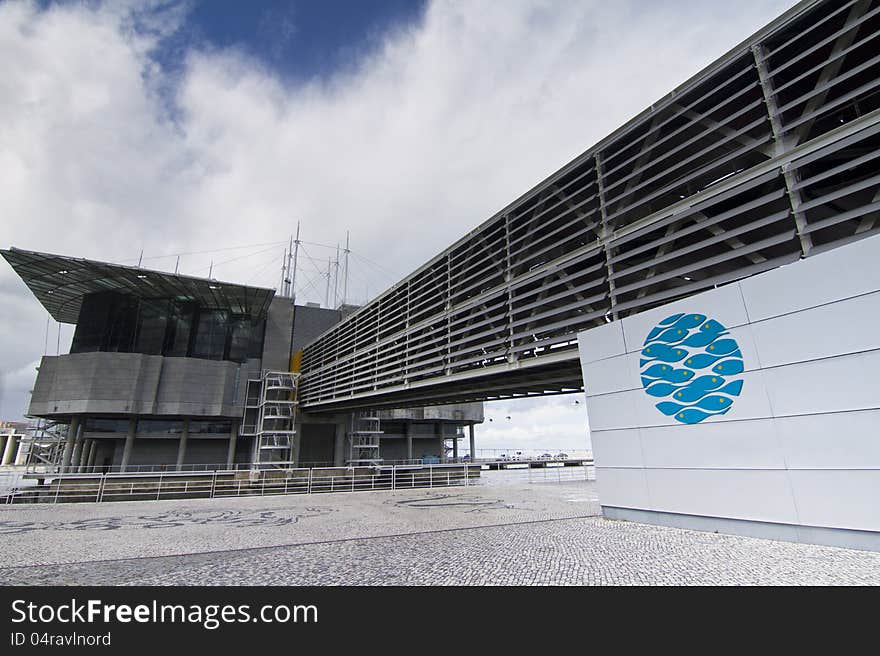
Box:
left=749, top=291, right=880, bottom=368
left=579, top=232, right=880, bottom=548
left=591, top=428, right=643, bottom=469
left=644, top=468, right=799, bottom=524
left=638, top=419, right=785, bottom=470
left=577, top=321, right=626, bottom=364
left=740, top=233, right=880, bottom=321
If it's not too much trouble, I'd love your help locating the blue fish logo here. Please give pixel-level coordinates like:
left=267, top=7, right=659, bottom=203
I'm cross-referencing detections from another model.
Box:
left=640, top=314, right=744, bottom=424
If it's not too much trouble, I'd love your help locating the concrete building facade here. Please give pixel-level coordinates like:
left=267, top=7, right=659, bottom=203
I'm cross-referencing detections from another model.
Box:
left=2, top=249, right=482, bottom=472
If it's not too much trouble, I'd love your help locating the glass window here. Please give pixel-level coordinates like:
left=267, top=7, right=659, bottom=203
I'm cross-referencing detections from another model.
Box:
left=192, top=310, right=229, bottom=360
left=228, top=316, right=253, bottom=363
left=136, top=419, right=184, bottom=435
left=134, top=299, right=169, bottom=355
left=72, top=292, right=115, bottom=353
left=105, top=294, right=138, bottom=352
left=70, top=291, right=262, bottom=363
left=72, top=291, right=136, bottom=353
left=165, top=301, right=196, bottom=357
left=84, top=418, right=131, bottom=433
left=247, top=317, right=266, bottom=359
left=189, top=420, right=232, bottom=434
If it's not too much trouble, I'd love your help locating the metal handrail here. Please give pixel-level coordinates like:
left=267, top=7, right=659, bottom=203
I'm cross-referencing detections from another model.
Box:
left=3, top=463, right=594, bottom=505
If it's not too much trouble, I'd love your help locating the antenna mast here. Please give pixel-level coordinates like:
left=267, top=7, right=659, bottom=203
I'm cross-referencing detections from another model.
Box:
left=333, top=244, right=340, bottom=309
left=285, top=235, right=293, bottom=297
left=280, top=247, right=286, bottom=294
left=342, top=231, right=350, bottom=306
left=325, top=257, right=332, bottom=308
left=290, top=222, right=301, bottom=303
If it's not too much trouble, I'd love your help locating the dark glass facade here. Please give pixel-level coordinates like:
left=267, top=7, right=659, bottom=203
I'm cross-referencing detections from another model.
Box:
left=71, top=291, right=265, bottom=363
left=84, top=418, right=233, bottom=436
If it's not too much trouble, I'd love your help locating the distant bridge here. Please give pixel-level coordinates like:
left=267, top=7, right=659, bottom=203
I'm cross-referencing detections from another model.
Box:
left=299, top=0, right=880, bottom=412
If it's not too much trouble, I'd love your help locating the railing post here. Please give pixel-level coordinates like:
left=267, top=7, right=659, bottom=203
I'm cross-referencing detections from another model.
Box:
left=429, top=465, right=433, bottom=489
left=392, top=465, right=396, bottom=491
left=54, top=473, right=62, bottom=504
left=97, top=475, right=105, bottom=503
left=308, top=468, right=312, bottom=495
left=210, top=471, right=217, bottom=498
left=157, top=472, right=163, bottom=501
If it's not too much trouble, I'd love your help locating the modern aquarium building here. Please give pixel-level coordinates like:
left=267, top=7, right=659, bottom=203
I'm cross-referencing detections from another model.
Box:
left=1, top=248, right=482, bottom=474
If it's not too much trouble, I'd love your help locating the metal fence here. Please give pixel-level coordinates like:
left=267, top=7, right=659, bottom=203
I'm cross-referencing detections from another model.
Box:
left=4, top=464, right=475, bottom=504
left=4, top=462, right=594, bottom=505
left=26, top=453, right=591, bottom=476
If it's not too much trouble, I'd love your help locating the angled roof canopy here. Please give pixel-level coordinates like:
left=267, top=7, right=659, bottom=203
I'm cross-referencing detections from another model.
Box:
left=1, top=248, right=276, bottom=324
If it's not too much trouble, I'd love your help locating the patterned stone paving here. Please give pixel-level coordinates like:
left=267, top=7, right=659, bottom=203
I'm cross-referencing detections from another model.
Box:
left=1, top=471, right=877, bottom=585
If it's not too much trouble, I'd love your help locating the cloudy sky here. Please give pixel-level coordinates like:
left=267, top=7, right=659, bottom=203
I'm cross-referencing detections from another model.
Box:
left=0, top=0, right=798, bottom=452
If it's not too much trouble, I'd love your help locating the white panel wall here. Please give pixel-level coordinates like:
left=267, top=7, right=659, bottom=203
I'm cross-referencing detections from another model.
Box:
left=578, top=233, right=880, bottom=542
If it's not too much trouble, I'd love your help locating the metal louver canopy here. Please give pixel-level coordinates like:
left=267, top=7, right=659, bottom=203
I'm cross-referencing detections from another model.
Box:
left=1, top=247, right=276, bottom=324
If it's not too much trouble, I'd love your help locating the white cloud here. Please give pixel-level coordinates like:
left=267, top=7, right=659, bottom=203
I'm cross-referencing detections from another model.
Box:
left=0, top=0, right=797, bottom=441
left=476, top=396, right=591, bottom=456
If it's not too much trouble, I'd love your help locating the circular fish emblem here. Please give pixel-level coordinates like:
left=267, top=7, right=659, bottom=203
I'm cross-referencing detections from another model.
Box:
left=640, top=313, right=744, bottom=424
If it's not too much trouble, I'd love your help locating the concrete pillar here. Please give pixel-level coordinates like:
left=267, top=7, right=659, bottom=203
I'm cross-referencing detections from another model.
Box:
left=71, top=429, right=85, bottom=473
left=227, top=420, right=238, bottom=469
left=78, top=439, right=91, bottom=471
left=405, top=420, right=413, bottom=462
left=60, top=417, right=80, bottom=472
left=2, top=434, right=18, bottom=465
left=120, top=417, right=136, bottom=473
left=0, top=436, right=7, bottom=464
left=86, top=440, right=98, bottom=469
left=333, top=417, right=347, bottom=467
left=15, top=436, right=27, bottom=465
left=436, top=422, right=445, bottom=462
left=469, top=424, right=476, bottom=460
left=452, top=429, right=458, bottom=460
left=291, top=431, right=301, bottom=468
left=176, top=418, right=190, bottom=471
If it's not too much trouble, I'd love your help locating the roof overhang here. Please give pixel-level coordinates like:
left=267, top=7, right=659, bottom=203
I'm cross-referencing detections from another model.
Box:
left=2, top=247, right=276, bottom=324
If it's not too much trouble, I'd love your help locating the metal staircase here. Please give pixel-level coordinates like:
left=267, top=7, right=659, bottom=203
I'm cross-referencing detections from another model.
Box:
left=348, top=410, right=383, bottom=466
left=23, top=419, right=66, bottom=473
left=241, top=370, right=300, bottom=469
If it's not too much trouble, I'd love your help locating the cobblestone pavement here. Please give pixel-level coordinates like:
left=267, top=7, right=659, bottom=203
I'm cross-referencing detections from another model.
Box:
left=1, top=472, right=878, bottom=585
